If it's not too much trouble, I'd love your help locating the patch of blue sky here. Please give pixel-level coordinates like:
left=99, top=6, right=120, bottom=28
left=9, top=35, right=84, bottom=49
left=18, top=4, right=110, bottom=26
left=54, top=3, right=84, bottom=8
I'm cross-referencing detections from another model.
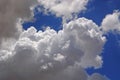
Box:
left=23, top=6, right=62, bottom=31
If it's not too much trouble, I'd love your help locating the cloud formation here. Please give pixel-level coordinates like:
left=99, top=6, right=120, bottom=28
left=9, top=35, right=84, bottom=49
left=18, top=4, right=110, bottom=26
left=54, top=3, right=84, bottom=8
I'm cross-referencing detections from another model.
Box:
left=101, top=11, right=120, bottom=32
left=89, top=73, right=109, bottom=80
left=1, top=0, right=119, bottom=80
left=38, top=0, right=88, bottom=21
left=0, top=0, right=89, bottom=44
left=0, top=18, right=107, bottom=80
left=0, top=0, right=37, bottom=43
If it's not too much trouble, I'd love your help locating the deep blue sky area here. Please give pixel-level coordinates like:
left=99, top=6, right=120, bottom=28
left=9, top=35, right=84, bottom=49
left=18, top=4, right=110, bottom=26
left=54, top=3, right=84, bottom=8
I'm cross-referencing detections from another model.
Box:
left=80, top=0, right=120, bottom=26
left=23, top=0, right=120, bottom=80
left=23, top=7, right=62, bottom=31
left=83, top=0, right=120, bottom=80
left=87, top=33, right=120, bottom=80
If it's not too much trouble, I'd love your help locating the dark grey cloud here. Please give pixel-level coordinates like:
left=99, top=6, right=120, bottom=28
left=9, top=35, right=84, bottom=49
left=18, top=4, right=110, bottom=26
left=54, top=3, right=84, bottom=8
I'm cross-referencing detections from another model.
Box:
left=0, top=0, right=36, bottom=43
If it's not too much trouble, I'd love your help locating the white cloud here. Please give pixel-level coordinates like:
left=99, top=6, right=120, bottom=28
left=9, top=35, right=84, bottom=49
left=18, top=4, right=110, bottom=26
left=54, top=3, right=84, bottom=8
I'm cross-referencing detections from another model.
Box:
left=101, top=11, right=120, bottom=32
left=0, top=0, right=111, bottom=80
left=88, top=73, right=109, bottom=80
left=38, top=0, right=89, bottom=21
left=0, top=18, right=107, bottom=80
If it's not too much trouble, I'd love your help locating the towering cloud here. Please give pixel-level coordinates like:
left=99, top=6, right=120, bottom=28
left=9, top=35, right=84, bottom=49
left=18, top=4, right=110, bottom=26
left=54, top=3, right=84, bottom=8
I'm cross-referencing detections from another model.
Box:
left=0, top=0, right=111, bottom=80
left=0, top=18, right=107, bottom=80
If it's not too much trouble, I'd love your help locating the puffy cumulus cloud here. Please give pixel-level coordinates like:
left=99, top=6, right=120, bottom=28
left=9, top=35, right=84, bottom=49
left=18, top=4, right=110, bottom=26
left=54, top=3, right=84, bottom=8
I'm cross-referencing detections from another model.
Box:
left=0, top=18, right=107, bottom=80
left=63, top=18, right=106, bottom=68
left=101, top=11, right=120, bottom=32
left=0, top=0, right=37, bottom=43
left=38, top=0, right=89, bottom=21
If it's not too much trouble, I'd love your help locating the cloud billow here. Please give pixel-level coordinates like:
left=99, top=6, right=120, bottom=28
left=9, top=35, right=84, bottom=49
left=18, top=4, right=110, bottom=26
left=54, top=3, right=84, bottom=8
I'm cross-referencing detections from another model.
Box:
left=1, top=0, right=120, bottom=80
left=38, top=0, right=89, bottom=21
left=101, top=11, right=120, bottom=33
left=0, top=17, right=107, bottom=80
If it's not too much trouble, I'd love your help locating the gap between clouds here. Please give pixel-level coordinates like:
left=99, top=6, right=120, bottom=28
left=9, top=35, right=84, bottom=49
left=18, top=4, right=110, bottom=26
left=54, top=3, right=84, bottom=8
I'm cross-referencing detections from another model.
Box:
left=0, top=0, right=88, bottom=43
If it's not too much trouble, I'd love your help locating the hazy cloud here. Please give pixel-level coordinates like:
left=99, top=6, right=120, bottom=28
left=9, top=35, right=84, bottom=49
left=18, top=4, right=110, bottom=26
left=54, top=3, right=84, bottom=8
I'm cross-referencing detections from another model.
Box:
left=0, top=0, right=37, bottom=43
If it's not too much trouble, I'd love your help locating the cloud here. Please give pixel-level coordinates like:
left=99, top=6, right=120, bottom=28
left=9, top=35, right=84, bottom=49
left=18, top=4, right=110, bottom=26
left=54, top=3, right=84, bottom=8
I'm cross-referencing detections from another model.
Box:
left=101, top=10, right=120, bottom=32
left=89, top=73, right=109, bottom=80
left=38, top=0, right=89, bottom=21
left=0, top=0, right=37, bottom=44
left=0, top=0, right=111, bottom=80
left=0, top=18, right=107, bottom=80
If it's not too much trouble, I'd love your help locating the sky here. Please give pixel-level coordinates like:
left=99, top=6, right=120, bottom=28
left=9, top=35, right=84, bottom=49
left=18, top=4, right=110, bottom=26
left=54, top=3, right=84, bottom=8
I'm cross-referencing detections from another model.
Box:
left=23, top=1, right=120, bottom=79
left=0, top=0, right=120, bottom=80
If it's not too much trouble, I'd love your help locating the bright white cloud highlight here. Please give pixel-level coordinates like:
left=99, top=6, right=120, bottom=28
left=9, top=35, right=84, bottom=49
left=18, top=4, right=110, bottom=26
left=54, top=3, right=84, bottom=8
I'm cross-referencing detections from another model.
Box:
left=89, top=73, right=109, bottom=80
left=38, top=0, right=88, bottom=20
left=101, top=11, right=120, bottom=32
left=0, top=18, right=107, bottom=80
left=1, top=0, right=117, bottom=80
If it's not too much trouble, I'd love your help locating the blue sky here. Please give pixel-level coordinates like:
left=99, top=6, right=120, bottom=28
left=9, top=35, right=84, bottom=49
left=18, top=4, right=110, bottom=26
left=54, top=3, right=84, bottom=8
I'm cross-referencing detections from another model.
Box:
left=22, top=0, right=120, bottom=80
